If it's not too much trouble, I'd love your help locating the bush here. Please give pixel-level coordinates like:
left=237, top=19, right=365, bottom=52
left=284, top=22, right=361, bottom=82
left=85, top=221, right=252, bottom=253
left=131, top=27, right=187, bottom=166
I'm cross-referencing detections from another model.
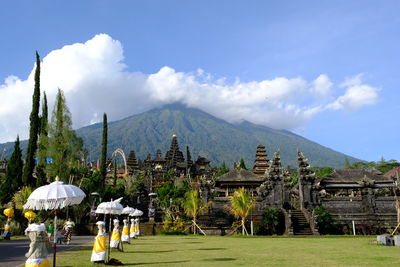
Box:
left=159, top=230, right=187, bottom=235
left=259, top=208, right=285, bottom=235
left=313, top=206, right=342, bottom=235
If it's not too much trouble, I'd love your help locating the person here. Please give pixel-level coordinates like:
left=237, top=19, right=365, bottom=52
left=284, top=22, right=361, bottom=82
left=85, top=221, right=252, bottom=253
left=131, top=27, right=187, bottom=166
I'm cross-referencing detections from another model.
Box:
left=46, top=222, right=54, bottom=242
left=63, top=218, right=75, bottom=245
left=56, top=227, right=63, bottom=244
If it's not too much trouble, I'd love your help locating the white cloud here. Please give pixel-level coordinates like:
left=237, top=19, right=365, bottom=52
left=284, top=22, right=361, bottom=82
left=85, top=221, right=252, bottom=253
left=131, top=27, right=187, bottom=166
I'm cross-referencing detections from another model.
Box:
left=0, top=34, right=380, bottom=143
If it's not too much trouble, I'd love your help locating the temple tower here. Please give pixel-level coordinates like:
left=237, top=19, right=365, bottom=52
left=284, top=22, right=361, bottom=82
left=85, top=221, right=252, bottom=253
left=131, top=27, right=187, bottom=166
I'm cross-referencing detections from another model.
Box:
left=253, top=144, right=269, bottom=176
left=165, top=134, right=185, bottom=169
left=297, top=151, right=316, bottom=210
left=126, top=150, right=139, bottom=175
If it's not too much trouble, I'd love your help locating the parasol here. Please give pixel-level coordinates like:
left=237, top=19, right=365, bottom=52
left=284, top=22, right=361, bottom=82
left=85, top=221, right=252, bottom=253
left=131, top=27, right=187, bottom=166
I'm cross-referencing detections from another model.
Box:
left=130, top=209, right=143, bottom=217
left=23, top=179, right=86, bottom=267
left=121, top=206, right=135, bottom=215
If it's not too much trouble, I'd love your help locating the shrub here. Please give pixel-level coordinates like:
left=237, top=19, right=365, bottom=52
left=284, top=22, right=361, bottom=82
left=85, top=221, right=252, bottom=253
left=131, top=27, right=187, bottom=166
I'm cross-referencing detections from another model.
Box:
left=259, top=208, right=285, bottom=235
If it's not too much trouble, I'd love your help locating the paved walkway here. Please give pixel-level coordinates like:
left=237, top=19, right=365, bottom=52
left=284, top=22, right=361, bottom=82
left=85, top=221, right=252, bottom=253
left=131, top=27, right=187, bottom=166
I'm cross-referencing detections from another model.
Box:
left=0, top=235, right=94, bottom=267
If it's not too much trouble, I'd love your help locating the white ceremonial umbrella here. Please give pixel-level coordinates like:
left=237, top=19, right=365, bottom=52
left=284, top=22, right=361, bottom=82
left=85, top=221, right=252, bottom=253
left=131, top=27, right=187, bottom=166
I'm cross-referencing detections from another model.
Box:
left=23, top=179, right=86, bottom=267
left=95, top=197, right=124, bottom=261
left=121, top=206, right=135, bottom=215
left=130, top=209, right=144, bottom=217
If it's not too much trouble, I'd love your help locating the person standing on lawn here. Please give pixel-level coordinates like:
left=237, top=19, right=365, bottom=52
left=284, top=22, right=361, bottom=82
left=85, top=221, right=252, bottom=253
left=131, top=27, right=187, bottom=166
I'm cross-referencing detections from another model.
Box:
left=63, top=218, right=75, bottom=244
left=46, top=222, right=54, bottom=242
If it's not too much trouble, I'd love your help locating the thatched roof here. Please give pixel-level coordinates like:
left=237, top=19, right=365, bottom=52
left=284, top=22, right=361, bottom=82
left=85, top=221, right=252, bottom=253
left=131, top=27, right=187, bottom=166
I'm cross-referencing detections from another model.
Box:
left=216, top=168, right=265, bottom=183
left=321, top=169, right=390, bottom=184
left=384, top=167, right=400, bottom=179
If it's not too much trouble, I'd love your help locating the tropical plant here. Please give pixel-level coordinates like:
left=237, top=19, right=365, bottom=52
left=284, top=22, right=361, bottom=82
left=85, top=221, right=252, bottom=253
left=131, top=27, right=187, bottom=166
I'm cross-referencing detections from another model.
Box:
left=183, top=189, right=211, bottom=234
left=227, top=187, right=255, bottom=235
left=261, top=208, right=285, bottom=235
left=12, top=186, right=33, bottom=210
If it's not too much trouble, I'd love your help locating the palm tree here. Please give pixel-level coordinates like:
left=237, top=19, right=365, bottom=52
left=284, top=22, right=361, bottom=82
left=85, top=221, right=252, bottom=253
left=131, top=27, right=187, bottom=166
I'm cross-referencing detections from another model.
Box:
left=227, top=187, right=255, bottom=235
left=183, top=189, right=211, bottom=235
left=12, top=186, right=33, bottom=210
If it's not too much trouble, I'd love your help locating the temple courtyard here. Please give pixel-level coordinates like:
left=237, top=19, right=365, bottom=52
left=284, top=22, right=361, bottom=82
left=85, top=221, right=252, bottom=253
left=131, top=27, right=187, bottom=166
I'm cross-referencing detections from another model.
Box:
left=54, top=235, right=400, bottom=266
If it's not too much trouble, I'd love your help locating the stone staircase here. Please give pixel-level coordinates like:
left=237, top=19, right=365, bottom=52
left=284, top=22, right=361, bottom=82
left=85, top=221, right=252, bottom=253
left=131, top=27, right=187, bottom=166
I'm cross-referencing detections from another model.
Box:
left=291, top=210, right=313, bottom=235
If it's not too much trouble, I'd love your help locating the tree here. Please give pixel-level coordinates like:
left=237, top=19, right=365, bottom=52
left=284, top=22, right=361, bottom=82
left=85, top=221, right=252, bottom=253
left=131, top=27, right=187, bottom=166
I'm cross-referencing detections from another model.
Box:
left=216, top=161, right=229, bottom=177
left=23, top=52, right=41, bottom=186
left=36, top=92, right=49, bottom=186
left=100, top=113, right=107, bottom=192
left=183, top=189, right=211, bottom=235
left=48, top=88, right=82, bottom=181
left=239, top=158, right=247, bottom=170
left=227, top=187, right=255, bottom=235
left=0, top=136, right=23, bottom=204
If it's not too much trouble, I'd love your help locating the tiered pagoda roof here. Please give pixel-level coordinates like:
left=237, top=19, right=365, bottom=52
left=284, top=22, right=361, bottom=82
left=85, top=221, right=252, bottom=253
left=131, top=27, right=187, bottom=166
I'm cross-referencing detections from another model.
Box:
left=127, top=150, right=139, bottom=174
left=165, top=134, right=185, bottom=169
left=253, top=144, right=269, bottom=176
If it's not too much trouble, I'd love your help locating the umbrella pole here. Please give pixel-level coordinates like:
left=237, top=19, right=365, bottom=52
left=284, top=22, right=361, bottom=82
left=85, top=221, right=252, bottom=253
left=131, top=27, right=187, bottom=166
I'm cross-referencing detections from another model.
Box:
left=53, top=211, right=57, bottom=267
left=108, top=214, right=112, bottom=263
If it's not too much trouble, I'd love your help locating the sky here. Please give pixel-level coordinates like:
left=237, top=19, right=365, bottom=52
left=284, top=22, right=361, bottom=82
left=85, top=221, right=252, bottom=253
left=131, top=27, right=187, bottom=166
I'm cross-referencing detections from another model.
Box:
left=0, top=0, right=399, bottom=162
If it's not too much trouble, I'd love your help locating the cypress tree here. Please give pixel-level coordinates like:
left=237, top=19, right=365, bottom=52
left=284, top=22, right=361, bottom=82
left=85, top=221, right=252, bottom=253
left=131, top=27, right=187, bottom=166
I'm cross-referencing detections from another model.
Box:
left=100, top=113, right=108, bottom=191
left=239, top=158, right=247, bottom=170
left=0, top=136, right=23, bottom=204
left=23, top=51, right=41, bottom=186
left=36, top=92, right=49, bottom=186
left=48, top=88, right=75, bottom=181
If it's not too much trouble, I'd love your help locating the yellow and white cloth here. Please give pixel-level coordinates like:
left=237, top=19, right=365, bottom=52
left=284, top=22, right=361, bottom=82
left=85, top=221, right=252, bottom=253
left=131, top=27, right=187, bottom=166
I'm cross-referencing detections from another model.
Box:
left=130, top=219, right=136, bottom=238
left=91, top=233, right=107, bottom=262
left=25, top=224, right=49, bottom=267
left=25, top=258, right=49, bottom=267
left=110, top=219, right=121, bottom=248
left=121, top=219, right=129, bottom=242
left=134, top=218, right=140, bottom=236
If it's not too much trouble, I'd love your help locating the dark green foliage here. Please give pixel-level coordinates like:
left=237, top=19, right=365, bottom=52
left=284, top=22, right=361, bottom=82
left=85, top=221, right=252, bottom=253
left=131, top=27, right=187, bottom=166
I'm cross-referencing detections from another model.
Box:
left=36, top=92, right=49, bottom=187
left=259, top=208, right=285, bottom=235
left=239, top=158, right=247, bottom=170
left=75, top=104, right=359, bottom=168
left=100, top=113, right=107, bottom=192
left=23, top=52, right=41, bottom=186
left=156, top=181, right=189, bottom=209
left=0, top=136, right=23, bottom=204
left=48, top=88, right=83, bottom=181
left=216, top=162, right=230, bottom=177
left=159, top=230, right=187, bottom=235
left=312, top=167, right=334, bottom=178
left=313, top=205, right=340, bottom=235
left=346, top=160, right=400, bottom=174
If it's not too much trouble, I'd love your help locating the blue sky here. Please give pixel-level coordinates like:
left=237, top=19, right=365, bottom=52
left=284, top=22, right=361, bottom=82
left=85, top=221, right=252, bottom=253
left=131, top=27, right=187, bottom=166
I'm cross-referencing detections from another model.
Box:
left=0, top=0, right=399, bottom=162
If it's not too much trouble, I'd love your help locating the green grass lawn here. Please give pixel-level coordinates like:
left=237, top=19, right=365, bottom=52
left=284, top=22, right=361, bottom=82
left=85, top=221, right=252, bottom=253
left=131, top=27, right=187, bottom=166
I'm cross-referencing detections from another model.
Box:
left=55, top=235, right=400, bottom=266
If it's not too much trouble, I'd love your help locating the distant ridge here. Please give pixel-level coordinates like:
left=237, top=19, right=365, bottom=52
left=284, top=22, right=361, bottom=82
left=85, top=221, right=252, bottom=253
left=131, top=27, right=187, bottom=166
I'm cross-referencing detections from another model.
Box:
left=0, top=104, right=360, bottom=168
left=75, top=104, right=359, bottom=168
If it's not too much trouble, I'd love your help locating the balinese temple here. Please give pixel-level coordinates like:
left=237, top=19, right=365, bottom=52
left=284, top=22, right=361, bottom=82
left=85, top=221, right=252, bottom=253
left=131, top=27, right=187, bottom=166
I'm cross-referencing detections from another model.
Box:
left=253, top=144, right=269, bottom=176
left=126, top=150, right=139, bottom=175
left=215, top=167, right=265, bottom=197
left=165, top=134, right=185, bottom=170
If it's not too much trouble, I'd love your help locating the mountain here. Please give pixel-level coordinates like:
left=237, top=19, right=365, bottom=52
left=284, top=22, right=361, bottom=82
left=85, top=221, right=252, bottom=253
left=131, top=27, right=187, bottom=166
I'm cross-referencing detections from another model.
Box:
left=0, top=104, right=359, bottom=168
left=76, top=104, right=358, bottom=168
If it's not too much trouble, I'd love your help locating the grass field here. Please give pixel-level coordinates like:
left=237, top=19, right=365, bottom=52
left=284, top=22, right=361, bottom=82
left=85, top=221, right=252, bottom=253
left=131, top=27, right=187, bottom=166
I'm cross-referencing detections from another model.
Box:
left=55, top=235, right=400, bottom=266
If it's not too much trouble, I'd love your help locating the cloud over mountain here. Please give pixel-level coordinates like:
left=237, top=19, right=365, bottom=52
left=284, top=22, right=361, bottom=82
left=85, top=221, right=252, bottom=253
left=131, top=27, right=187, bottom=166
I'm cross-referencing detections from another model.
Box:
left=0, top=34, right=380, bottom=143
